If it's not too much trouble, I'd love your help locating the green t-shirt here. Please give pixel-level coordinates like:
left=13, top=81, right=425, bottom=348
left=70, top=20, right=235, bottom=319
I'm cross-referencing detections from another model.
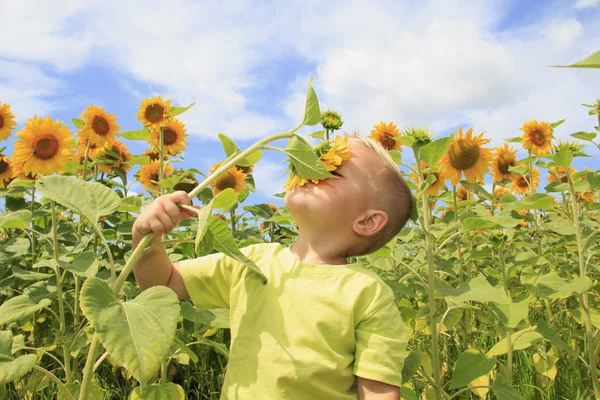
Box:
left=179, top=243, right=407, bottom=400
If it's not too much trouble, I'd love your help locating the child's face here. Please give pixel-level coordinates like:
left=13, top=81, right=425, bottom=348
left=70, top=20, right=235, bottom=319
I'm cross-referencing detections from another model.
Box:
left=284, top=142, right=379, bottom=231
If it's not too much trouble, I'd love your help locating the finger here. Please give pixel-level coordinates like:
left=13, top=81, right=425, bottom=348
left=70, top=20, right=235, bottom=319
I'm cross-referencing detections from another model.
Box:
left=162, top=200, right=182, bottom=226
left=154, top=207, right=176, bottom=234
left=170, top=191, right=191, bottom=206
left=149, top=219, right=166, bottom=236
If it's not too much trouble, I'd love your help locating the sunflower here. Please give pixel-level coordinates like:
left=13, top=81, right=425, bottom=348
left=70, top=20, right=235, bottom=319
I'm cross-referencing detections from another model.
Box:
left=79, top=105, right=120, bottom=147
left=11, top=116, right=74, bottom=176
left=209, top=162, right=246, bottom=195
left=547, top=166, right=576, bottom=184
left=142, top=149, right=169, bottom=162
left=409, top=161, right=445, bottom=196
left=511, top=166, right=540, bottom=195
left=137, top=97, right=172, bottom=130
left=267, top=204, right=278, bottom=212
left=137, top=160, right=173, bottom=191
left=0, top=102, right=17, bottom=141
left=284, top=172, right=311, bottom=191
left=457, top=186, right=469, bottom=201
left=493, top=186, right=510, bottom=200
left=10, top=161, right=37, bottom=181
left=370, top=121, right=401, bottom=151
left=0, top=155, right=13, bottom=188
left=77, top=134, right=107, bottom=162
left=321, top=110, right=344, bottom=131
left=173, top=170, right=199, bottom=193
left=98, top=140, right=134, bottom=174
left=520, top=120, right=554, bottom=156
left=439, top=126, right=492, bottom=186
left=577, top=191, right=597, bottom=204
left=320, top=135, right=352, bottom=171
left=491, top=143, right=517, bottom=182
left=149, top=118, right=188, bottom=155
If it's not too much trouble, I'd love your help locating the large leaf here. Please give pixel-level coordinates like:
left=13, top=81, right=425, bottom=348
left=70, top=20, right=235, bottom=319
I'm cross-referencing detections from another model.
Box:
left=492, top=384, right=523, bottom=400
left=208, top=217, right=267, bottom=283
left=129, top=382, right=185, bottom=399
left=58, top=380, right=103, bottom=400
left=535, top=272, right=592, bottom=300
left=463, top=216, right=521, bottom=230
left=0, top=295, right=52, bottom=326
left=0, top=331, right=37, bottom=385
left=119, top=128, right=150, bottom=140
left=460, top=181, right=494, bottom=203
left=0, top=210, right=32, bottom=229
left=487, top=326, right=543, bottom=357
left=36, top=176, right=120, bottom=224
left=284, top=136, right=332, bottom=180
left=448, top=350, right=496, bottom=389
left=169, top=102, right=195, bottom=117
left=552, top=50, right=600, bottom=68
left=491, top=295, right=529, bottom=328
left=80, top=278, right=180, bottom=384
left=439, top=274, right=510, bottom=304
left=418, top=136, right=453, bottom=166
left=217, top=134, right=262, bottom=167
left=545, top=214, right=576, bottom=235
left=212, top=188, right=238, bottom=210
left=60, top=252, right=99, bottom=278
left=302, top=78, right=321, bottom=126
left=507, top=193, right=554, bottom=211
left=535, top=319, right=577, bottom=357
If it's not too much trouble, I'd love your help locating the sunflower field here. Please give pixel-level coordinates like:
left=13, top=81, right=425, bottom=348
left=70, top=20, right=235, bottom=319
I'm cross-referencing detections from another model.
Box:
left=0, top=52, right=600, bottom=400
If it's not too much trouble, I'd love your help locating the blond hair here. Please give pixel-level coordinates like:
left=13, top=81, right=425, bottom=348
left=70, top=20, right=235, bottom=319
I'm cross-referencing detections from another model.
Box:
left=347, top=133, right=413, bottom=255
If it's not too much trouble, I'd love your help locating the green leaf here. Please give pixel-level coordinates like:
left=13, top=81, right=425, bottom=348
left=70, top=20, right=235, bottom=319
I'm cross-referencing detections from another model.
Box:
left=552, top=151, right=573, bottom=168
left=459, top=181, right=494, bottom=203
left=0, top=295, right=52, bottom=326
left=535, top=319, right=577, bottom=357
left=155, top=173, right=189, bottom=190
left=169, top=102, right=195, bottom=117
left=302, top=78, right=321, bottom=126
left=439, top=274, right=510, bottom=304
left=309, top=130, right=325, bottom=140
left=59, top=381, right=103, bottom=400
left=487, top=326, right=543, bottom=357
left=60, top=252, right=98, bottom=278
left=0, top=331, right=37, bottom=385
left=217, top=134, right=262, bottom=167
left=492, top=384, right=523, bottom=400
left=394, top=135, right=415, bottom=147
left=212, top=188, right=238, bottom=210
left=463, top=216, right=521, bottom=230
left=588, top=171, right=600, bottom=191
left=80, top=278, right=180, bottom=384
left=418, top=136, right=453, bottom=166
left=552, top=50, right=600, bottom=68
left=130, top=382, right=186, bottom=399
left=571, top=131, right=597, bottom=142
left=121, top=156, right=151, bottom=166
left=119, top=196, right=142, bottom=214
left=448, top=350, right=496, bottom=389
left=507, top=165, right=528, bottom=176
left=549, top=119, right=566, bottom=129
left=388, top=150, right=402, bottom=164
left=504, top=136, right=522, bottom=143
left=409, top=194, right=419, bottom=223
left=491, top=294, right=529, bottom=328
left=284, top=136, right=332, bottom=180
left=119, top=128, right=150, bottom=140
left=546, top=215, right=576, bottom=235
left=36, top=176, right=121, bottom=224
left=208, top=217, right=267, bottom=283
left=401, top=351, right=421, bottom=383
left=72, top=118, right=84, bottom=129
left=0, top=210, right=32, bottom=229
left=536, top=272, right=592, bottom=300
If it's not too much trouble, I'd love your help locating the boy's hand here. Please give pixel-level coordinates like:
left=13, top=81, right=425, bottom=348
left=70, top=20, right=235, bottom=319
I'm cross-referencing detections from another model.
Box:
left=133, top=191, right=200, bottom=237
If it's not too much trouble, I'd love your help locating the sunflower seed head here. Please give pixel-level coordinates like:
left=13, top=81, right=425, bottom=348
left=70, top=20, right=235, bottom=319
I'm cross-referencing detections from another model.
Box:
left=403, top=126, right=433, bottom=150
left=320, top=109, right=344, bottom=131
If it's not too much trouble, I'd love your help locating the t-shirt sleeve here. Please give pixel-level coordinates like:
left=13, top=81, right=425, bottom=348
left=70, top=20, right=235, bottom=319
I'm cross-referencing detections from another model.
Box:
left=178, top=250, right=246, bottom=311
left=353, top=290, right=408, bottom=388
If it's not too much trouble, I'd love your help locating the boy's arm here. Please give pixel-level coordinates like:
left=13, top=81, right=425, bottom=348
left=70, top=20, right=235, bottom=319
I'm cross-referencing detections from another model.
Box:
left=132, top=191, right=198, bottom=300
left=357, top=376, right=400, bottom=400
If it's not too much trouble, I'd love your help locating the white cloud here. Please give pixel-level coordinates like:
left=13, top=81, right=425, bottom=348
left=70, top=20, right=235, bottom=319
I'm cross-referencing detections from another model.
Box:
left=575, top=0, right=598, bottom=9
left=252, top=160, right=287, bottom=198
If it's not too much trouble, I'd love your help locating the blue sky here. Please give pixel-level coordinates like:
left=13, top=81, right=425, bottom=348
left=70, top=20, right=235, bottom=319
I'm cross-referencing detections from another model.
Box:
left=1, top=0, right=599, bottom=206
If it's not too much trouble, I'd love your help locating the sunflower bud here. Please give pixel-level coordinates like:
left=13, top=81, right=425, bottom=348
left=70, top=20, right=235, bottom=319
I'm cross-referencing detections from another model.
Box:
left=552, top=140, right=585, bottom=155
left=320, top=110, right=344, bottom=131
left=489, top=229, right=508, bottom=245
left=403, top=126, right=433, bottom=151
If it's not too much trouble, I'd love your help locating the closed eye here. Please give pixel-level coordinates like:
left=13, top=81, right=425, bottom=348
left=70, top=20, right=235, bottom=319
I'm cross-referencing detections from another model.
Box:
left=331, top=171, right=342, bottom=177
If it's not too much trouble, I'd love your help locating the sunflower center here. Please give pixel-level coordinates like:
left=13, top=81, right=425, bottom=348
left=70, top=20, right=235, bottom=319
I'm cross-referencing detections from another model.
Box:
left=383, top=133, right=396, bottom=150
left=105, top=147, right=121, bottom=162
left=515, top=176, right=530, bottom=188
left=163, top=128, right=177, bottom=145
left=531, top=131, right=546, bottom=146
left=215, top=172, right=237, bottom=191
left=92, top=116, right=110, bottom=136
left=145, top=104, right=165, bottom=123
left=448, top=139, right=480, bottom=171
left=0, top=159, right=8, bottom=174
left=497, top=154, right=515, bottom=175
left=32, top=134, right=60, bottom=160
left=150, top=172, right=159, bottom=183
left=0, top=115, right=4, bottom=130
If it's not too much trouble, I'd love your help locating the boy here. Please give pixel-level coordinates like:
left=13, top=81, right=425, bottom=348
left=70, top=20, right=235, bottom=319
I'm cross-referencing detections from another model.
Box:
left=132, top=135, right=413, bottom=399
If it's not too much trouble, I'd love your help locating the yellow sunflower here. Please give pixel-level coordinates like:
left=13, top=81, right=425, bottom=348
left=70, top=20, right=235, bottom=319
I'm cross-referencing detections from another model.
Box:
left=320, top=135, right=352, bottom=171
left=511, top=166, right=540, bottom=195
left=493, top=186, right=510, bottom=200
left=142, top=149, right=169, bottom=162
left=137, top=161, right=173, bottom=191
left=439, top=126, right=492, bottom=186
left=457, top=186, right=469, bottom=201
left=520, top=120, right=554, bottom=156
left=491, top=143, right=517, bottom=182
left=284, top=172, right=312, bottom=191
left=98, top=140, right=134, bottom=174
left=209, top=162, right=246, bottom=195
left=409, top=161, right=446, bottom=196
left=370, top=121, right=401, bottom=151
left=0, top=102, right=17, bottom=141
left=267, top=204, right=278, bottom=212
left=79, top=105, right=120, bottom=147
left=547, top=166, right=576, bottom=184
left=10, top=161, right=37, bottom=181
left=137, top=97, right=172, bottom=130
left=0, top=155, right=13, bottom=188
left=577, top=191, right=597, bottom=204
left=77, top=134, right=107, bottom=162
left=11, top=116, right=74, bottom=176
left=149, top=118, right=188, bottom=155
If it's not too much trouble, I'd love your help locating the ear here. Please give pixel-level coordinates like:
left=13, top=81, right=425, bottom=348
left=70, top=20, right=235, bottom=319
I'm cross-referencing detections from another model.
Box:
left=352, top=210, right=389, bottom=237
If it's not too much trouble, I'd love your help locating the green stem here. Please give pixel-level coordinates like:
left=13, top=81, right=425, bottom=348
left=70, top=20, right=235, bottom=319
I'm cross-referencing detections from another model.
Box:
left=159, top=127, right=165, bottom=196
left=92, top=224, right=116, bottom=287
left=30, top=187, right=36, bottom=264
left=51, top=201, right=73, bottom=385
left=416, top=153, right=442, bottom=400
left=566, top=167, right=600, bottom=399
left=32, top=365, right=74, bottom=400
left=499, top=250, right=513, bottom=382
left=78, top=334, right=100, bottom=400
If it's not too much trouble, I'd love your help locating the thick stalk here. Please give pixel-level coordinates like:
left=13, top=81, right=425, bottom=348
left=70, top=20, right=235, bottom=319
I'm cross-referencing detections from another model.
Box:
left=30, top=188, right=36, bottom=264
left=51, top=201, right=73, bottom=384
left=416, top=154, right=442, bottom=400
left=78, top=334, right=100, bottom=400
left=159, top=127, right=165, bottom=196
left=499, top=250, right=513, bottom=381
left=92, top=224, right=116, bottom=287
left=566, top=168, right=600, bottom=399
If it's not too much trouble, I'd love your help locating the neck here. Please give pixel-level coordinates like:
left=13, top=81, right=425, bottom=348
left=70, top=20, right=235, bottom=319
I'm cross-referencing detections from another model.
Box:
left=290, top=230, right=349, bottom=265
